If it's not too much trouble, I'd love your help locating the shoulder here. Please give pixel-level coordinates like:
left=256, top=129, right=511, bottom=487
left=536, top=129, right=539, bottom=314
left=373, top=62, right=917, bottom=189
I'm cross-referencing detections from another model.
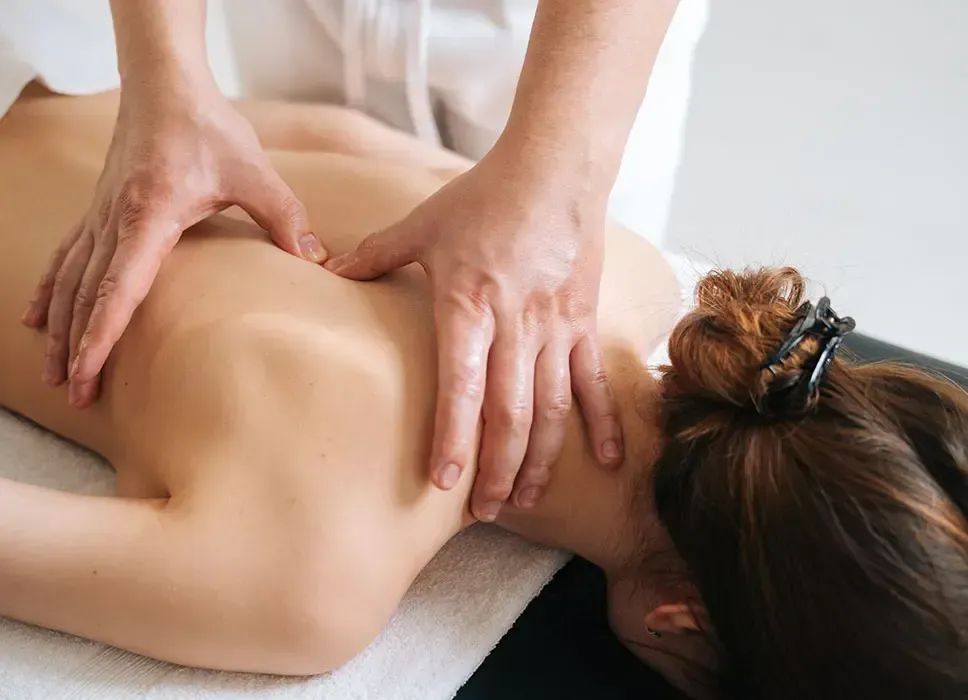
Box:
left=599, top=220, right=683, bottom=358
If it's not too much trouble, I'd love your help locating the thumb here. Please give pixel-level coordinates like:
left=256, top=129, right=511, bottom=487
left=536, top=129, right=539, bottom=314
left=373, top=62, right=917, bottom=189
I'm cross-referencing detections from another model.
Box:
left=241, top=167, right=327, bottom=264
left=324, top=218, right=425, bottom=281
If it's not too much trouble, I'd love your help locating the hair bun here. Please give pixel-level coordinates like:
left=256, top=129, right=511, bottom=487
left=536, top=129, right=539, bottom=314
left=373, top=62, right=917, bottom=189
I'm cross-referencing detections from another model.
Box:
left=664, top=267, right=814, bottom=412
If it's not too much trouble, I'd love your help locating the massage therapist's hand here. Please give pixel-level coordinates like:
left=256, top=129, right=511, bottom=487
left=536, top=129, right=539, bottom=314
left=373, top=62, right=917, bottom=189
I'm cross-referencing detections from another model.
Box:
left=325, top=143, right=623, bottom=522
left=21, top=83, right=325, bottom=409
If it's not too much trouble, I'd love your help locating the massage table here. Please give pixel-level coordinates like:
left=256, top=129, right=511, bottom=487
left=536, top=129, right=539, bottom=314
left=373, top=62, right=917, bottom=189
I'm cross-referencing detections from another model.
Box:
left=2, top=297, right=960, bottom=700
left=5, top=2, right=954, bottom=697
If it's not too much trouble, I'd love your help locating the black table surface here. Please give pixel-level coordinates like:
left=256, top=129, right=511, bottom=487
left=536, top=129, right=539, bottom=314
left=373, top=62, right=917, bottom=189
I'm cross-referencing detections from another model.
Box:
left=456, top=335, right=967, bottom=700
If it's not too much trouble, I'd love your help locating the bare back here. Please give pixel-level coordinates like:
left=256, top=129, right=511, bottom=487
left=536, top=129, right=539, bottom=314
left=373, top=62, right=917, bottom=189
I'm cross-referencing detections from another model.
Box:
left=0, top=91, right=682, bottom=672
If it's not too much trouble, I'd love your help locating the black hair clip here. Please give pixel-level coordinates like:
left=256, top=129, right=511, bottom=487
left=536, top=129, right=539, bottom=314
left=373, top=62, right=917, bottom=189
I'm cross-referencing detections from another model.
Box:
left=759, top=297, right=856, bottom=415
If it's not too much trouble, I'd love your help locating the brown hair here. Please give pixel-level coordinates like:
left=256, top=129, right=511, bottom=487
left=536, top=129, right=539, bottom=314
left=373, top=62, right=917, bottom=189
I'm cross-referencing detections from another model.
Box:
left=649, top=267, right=968, bottom=699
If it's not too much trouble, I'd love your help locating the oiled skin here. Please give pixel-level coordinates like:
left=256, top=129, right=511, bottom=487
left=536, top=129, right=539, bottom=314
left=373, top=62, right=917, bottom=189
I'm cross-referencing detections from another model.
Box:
left=0, top=90, right=681, bottom=675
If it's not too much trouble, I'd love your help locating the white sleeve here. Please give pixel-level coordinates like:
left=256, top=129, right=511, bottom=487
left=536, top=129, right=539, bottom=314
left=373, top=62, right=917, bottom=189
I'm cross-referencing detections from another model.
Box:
left=0, top=29, right=36, bottom=119
left=0, top=1, right=120, bottom=99
left=430, top=0, right=711, bottom=249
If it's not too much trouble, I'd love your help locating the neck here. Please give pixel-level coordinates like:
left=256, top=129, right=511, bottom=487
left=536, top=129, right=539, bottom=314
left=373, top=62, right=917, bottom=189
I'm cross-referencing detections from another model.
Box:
left=494, top=349, right=663, bottom=573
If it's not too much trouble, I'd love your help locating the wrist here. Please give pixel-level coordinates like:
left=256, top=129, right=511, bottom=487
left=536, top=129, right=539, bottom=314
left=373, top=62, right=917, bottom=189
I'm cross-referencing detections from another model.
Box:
left=111, top=1, right=214, bottom=97
left=491, top=127, right=618, bottom=208
left=118, top=60, right=220, bottom=121
left=118, top=49, right=216, bottom=94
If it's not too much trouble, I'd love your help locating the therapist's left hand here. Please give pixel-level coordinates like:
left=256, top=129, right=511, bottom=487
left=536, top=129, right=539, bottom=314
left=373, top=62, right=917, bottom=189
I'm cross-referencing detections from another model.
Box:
left=325, top=142, right=624, bottom=522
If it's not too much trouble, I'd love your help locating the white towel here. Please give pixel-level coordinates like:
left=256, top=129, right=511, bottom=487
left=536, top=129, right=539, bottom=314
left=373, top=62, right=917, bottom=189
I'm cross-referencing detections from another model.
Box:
left=0, top=407, right=569, bottom=700
left=0, top=251, right=707, bottom=700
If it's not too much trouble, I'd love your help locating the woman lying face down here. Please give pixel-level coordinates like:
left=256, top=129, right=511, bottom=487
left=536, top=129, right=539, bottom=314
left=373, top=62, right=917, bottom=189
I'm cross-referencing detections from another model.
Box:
left=0, top=91, right=966, bottom=699
left=0, top=88, right=684, bottom=680
left=579, top=268, right=968, bottom=699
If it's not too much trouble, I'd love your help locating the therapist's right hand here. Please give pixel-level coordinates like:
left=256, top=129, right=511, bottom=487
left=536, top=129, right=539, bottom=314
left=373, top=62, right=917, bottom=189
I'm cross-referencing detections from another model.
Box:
left=21, top=83, right=326, bottom=409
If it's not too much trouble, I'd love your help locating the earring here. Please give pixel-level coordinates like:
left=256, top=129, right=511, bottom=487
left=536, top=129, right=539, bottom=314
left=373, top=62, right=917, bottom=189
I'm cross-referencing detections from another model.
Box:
left=647, top=627, right=662, bottom=640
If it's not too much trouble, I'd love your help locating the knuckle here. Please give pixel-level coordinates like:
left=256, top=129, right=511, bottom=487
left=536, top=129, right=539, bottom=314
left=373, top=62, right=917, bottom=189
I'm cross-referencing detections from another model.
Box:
left=564, top=295, right=595, bottom=325
left=278, top=197, right=306, bottom=227
left=38, top=263, right=58, bottom=290
left=95, top=273, right=123, bottom=304
left=441, top=278, right=495, bottom=319
left=51, top=265, right=73, bottom=292
left=522, top=464, right=552, bottom=487
left=541, top=394, right=572, bottom=422
left=33, top=278, right=53, bottom=300
left=491, top=404, right=532, bottom=433
left=591, top=398, right=619, bottom=421
left=597, top=405, right=620, bottom=421
left=520, top=290, right=557, bottom=325
left=587, top=365, right=609, bottom=386
left=47, top=327, right=68, bottom=345
left=73, top=282, right=97, bottom=311
left=481, top=472, right=516, bottom=501
left=50, top=241, right=71, bottom=267
left=95, top=198, right=113, bottom=231
left=358, top=233, right=382, bottom=253
left=462, top=285, right=493, bottom=318
left=447, top=363, right=485, bottom=401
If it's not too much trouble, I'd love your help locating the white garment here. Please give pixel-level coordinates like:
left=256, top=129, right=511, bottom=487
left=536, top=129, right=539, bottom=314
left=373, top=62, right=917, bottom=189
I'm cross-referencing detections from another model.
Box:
left=0, top=0, right=708, bottom=246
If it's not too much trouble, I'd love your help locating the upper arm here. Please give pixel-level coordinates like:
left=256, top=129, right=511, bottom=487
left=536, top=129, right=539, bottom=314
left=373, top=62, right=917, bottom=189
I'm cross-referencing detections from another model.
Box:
left=0, top=471, right=386, bottom=675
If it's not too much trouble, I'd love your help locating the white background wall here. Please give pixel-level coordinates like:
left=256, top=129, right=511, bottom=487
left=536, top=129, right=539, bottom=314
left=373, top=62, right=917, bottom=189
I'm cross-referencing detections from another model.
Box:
left=664, top=0, right=967, bottom=366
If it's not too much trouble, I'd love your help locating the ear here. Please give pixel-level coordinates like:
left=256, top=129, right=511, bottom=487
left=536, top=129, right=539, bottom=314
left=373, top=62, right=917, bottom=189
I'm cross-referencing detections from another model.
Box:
left=644, top=603, right=706, bottom=635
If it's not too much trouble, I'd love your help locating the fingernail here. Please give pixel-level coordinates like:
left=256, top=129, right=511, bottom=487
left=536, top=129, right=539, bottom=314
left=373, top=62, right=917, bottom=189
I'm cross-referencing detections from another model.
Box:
left=324, top=256, right=344, bottom=273
left=69, top=355, right=81, bottom=380
left=41, top=366, right=56, bottom=386
left=478, top=501, right=502, bottom=523
left=68, top=382, right=80, bottom=408
left=517, top=486, right=541, bottom=509
left=20, top=306, right=33, bottom=325
left=602, top=439, right=621, bottom=461
left=298, top=234, right=323, bottom=263
left=437, top=463, right=461, bottom=490
left=68, top=383, right=89, bottom=409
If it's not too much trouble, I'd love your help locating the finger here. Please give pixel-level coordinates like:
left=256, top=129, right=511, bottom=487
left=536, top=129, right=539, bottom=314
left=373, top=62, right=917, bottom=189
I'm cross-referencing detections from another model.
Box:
left=70, top=234, right=116, bottom=365
left=571, top=334, right=624, bottom=468
left=71, top=223, right=177, bottom=384
left=428, top=297, right=494, bottom=496
left=513, top=342, right=571, bottom=509
left=241, top=165, right=327, bottom=264
left=22, top=223, right=83, bottom=328
left=67, top=371, right=102, bottom=410
left=66, top=235, right=117, bottom=409
left=474, top=332, right=536, bottom=522
left=43, top=231, right=94, bottom=387
left=324, top=218, right=425, bottom=281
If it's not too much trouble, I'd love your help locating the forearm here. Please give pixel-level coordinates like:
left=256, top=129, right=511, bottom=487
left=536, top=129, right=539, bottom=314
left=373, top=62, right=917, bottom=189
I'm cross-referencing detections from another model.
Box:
left=501, top=0, right=679, bottom=193
left=109, top=0, right=214, bottom=91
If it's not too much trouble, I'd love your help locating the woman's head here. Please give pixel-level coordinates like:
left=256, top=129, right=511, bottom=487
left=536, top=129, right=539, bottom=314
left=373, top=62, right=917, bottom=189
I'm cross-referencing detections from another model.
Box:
left=630, top=267, right=968, bottom=698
